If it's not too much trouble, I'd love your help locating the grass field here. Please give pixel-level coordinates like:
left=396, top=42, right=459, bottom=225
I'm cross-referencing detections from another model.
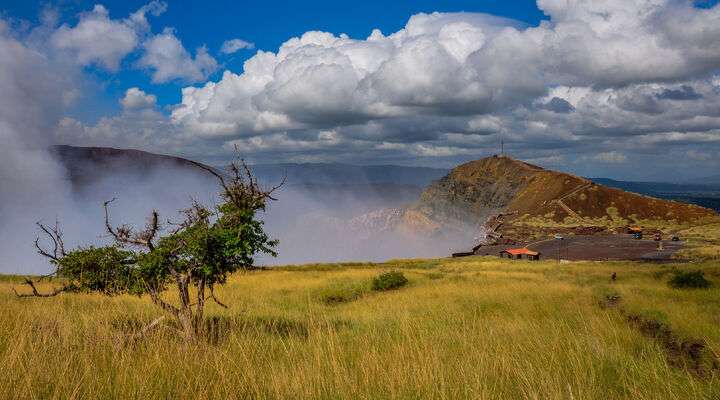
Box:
left=2, top=257, right=719, bottom=399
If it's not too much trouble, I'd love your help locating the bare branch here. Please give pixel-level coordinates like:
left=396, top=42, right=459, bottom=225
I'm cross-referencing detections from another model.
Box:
left=190, top=286, right=229, bottom=309
left=209, top=285, right=229, bottom=309
left=219, top=158, right=285, bottom=212
left=265, top=173, right=286, bottom=201
left=35, top=220, right=67, bottom=261
left=167, top=200, right=214, bottom=235
left=54, top=218, right=66, bottom=256
left=186, top=160, right=229, bottom=193
left=104, top=198, right=159, bottom=251
left=12, top=278, right=66, bottom=298
left=148, top=288, right=181, bottom=318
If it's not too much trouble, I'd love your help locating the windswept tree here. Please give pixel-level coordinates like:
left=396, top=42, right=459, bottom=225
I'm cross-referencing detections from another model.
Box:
left=14, top=160, right=283, bottom=339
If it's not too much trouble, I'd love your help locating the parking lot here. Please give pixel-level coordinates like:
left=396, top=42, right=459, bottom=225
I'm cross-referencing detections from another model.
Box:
left=471, top=234, right=684, bottom=262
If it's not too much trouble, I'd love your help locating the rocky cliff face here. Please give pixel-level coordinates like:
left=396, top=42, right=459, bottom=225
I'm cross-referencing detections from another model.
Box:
left=411, top=156, right=544, bottom=229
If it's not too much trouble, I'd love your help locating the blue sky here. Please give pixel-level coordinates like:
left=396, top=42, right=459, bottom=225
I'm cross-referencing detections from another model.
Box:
left=2, top=0, right=720, bottom=180
left=4, top=1, right=547, bottom=116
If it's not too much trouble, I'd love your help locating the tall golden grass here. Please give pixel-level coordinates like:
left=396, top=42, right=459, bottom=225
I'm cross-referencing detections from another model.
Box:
left=1, top=257, right=719, bottom=399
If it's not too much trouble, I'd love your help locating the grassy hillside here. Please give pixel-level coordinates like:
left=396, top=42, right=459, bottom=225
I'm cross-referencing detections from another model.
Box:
left=2, top=257, right=719, bottom=399
left=406, top=156, right=716, bottom=237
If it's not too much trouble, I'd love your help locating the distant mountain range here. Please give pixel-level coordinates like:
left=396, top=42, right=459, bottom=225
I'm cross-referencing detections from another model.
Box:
left=51, top=145, right=448, bottom=189
left=245, top=163, right=448, bottom=187
left=48, top=145, right=719, bottom=262
left=688, top=174, right=720, bottom=186
left=50, top=145, right=720, bottom=215
left=590, top=177, right=720, bottom=212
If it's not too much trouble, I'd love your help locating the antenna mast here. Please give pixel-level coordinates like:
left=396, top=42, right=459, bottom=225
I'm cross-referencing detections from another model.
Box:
left=500, top=131, right=504, bottom=157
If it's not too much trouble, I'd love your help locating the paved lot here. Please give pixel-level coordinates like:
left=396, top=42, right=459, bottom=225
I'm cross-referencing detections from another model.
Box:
left=471, top=234, right=684, bottom=262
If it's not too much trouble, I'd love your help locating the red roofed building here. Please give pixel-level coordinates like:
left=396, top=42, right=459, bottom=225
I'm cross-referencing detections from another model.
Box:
left=499, top=248, right=541, bottom=261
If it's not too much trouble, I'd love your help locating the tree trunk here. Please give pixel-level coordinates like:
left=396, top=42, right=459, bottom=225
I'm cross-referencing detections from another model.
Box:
left=176, top=274, right=195, bottom=339
left=195, top=278, right=206, bottom=336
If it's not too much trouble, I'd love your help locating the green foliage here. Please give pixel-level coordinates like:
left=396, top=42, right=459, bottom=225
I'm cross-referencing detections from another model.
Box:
left=372, top=271, right=408, bottom=291
left=56, top=201, right=277, bottom=297
left=55, top=246, right=135, bottom=295
left=668, top=270, right=712, bottom=289
left=317, top=280, right=368, bottom=305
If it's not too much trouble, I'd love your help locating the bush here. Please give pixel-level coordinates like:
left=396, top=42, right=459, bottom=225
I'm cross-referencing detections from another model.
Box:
left=372, top=271, right=408, bottom=291
left=317, top=280, right=368, bottom=305
left=668, top=270, right=712, bottom=289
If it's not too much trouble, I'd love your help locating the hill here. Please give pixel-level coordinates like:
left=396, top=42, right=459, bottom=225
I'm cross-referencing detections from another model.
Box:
left=396, top=155, right=717, bottom=238
left=51, top=145, right=448, bottom=189
left=50, top=145, right=215, bottom=190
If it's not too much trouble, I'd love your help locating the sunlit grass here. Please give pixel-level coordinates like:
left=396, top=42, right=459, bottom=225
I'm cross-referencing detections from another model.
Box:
left=2, top=257, right=719, bottom=399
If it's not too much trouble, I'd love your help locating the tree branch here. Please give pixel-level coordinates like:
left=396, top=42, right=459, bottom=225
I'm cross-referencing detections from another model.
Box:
left=35, top=220, right=67, bottom=261
left=186, top=161, right=229, bottom=193
left=147, top=287, right=180, bottom=318
left=104, top=198, right=159, bottom=251
left=12, top=278, right=66, bottom=298
left=209, top=285, right=228, bottom=309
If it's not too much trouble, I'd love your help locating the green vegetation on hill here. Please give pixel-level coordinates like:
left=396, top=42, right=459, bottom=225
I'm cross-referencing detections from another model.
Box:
left=2, top=256, right=719, bottom=399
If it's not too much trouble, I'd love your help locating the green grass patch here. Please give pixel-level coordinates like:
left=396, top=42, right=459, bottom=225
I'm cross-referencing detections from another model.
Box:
left=668, top=270, right=713, bottom=289
left=371, top=271, right=408, bottom=291
left=315, top=279, right=370, bottom=305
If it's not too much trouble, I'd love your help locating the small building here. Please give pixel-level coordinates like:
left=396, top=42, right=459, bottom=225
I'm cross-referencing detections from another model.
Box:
left=500, top=248, right=541, bottom=261
left=627, top=226, right=643, bottom=234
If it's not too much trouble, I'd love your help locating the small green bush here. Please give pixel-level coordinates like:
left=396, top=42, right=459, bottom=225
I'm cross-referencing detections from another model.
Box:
left=372, top=271, right=408, bottom=291
left=668, top=270, right=712, bottom=289
left=317, top=280, right=368, bottom=305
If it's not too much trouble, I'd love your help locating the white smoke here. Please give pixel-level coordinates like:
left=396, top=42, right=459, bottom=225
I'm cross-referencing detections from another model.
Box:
left=0, top=22, right=221, bottom=274
left=0, top=23, right=79, bottom=274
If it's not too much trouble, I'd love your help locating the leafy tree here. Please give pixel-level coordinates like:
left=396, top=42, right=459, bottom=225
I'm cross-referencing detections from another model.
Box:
left=14, top=160, right=283, bottom=339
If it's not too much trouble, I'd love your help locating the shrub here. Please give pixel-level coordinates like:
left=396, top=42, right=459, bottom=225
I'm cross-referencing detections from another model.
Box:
left=317, top=280, right=368, bottom=305
left=372, top=271, right=408, bottom=291
left=668, top=270, right=712, bottom=289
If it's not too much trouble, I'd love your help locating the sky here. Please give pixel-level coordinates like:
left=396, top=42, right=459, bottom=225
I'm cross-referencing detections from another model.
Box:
left=1, top=0, right=720, bottom=181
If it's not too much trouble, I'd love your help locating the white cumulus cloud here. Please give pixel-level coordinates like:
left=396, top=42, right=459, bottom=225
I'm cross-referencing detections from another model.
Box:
left=171, top=1, right=720, bottom=145
left=220, top=38, right=255, bottom=54
left=120, top=87, right=157, bottom=110
left=50, top=2, right=167, bottom=71
left=50, top=1, right=720, bottom=177
left=138, top=28, right=218, bottom=83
